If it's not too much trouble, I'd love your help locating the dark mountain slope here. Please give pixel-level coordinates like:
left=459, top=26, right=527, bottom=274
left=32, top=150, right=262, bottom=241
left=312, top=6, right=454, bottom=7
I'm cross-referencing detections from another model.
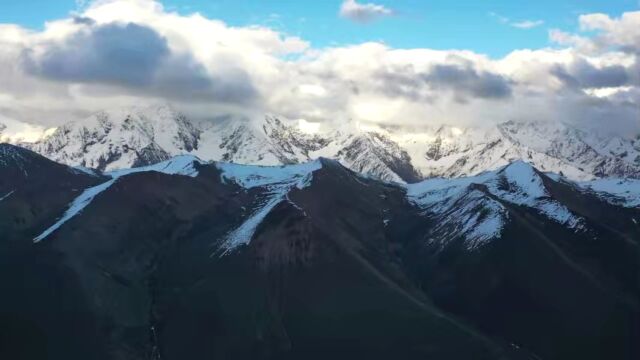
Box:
left=0, top=143, right=105, bottom=241
left=406, top=169, right=640, bottom=360
left=0, top=155, right=522, bottom=360
left=1, top=147, right=639, bottom=360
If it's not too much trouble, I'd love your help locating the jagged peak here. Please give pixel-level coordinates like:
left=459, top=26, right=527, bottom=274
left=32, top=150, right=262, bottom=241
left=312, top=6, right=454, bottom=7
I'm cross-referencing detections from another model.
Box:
left=491, top=160, right=550, bottom=200
left=54, top=104, right=186, bottom=132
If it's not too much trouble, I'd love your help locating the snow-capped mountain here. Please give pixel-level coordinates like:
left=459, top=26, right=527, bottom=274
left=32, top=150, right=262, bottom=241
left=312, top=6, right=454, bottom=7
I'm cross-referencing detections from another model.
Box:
left=393, top=120, right=640, bottom=180
left=21, top=105, right=420, bottom=182
left=13, top=104, right=640, bottom=182
left=23, top=106, right=200, bottom=171
left=406, top=161, right=587, bottom=251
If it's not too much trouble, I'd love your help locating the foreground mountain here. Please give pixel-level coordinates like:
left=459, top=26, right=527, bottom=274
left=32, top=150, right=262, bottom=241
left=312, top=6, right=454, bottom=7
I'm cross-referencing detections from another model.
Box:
left=1, top=144, right=638, bottom=360
left=12, top=105, right=640, bottom=182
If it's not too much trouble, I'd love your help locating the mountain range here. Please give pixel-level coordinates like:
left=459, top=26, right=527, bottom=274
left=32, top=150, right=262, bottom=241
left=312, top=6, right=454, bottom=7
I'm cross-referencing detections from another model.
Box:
left=0, top=142, right=638, bottom=360
left=2, top=104, right=640, bottom=183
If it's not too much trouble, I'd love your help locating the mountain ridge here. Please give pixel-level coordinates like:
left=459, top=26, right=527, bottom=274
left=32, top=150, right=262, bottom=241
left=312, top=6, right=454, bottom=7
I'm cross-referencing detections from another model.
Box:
left=2, top=104, right=640, bottom=183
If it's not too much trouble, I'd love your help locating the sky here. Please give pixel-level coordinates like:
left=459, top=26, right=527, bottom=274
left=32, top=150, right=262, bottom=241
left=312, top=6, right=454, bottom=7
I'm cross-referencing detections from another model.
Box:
left=2, top=0, right=638, bottom=57
left=0, top=0, right=638, bottom=137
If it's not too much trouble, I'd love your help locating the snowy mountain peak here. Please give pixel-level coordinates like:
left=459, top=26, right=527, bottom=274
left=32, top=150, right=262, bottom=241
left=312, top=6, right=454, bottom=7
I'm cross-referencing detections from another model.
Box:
left=12, top=105, right=640, bottom=183
left=24, top=104, right=200, bottom=172
left=496, top=160, right=548, bottom=199
left=406, top=159, right=589, bottom=250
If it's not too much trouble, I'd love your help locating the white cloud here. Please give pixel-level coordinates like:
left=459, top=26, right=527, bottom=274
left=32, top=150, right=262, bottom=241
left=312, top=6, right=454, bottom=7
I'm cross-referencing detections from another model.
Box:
left=339, top=0, right=393, bottom=24
left=489, top=12, right=544, bottom=29
left=511, top=20, right=544, bottom=29
left=0, top=0, right=637, bottom=137
left=578, top=12, right=640, bottom=53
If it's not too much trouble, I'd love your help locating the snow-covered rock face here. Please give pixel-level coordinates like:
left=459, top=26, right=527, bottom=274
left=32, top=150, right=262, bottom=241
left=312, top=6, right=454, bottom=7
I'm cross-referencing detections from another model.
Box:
left=24, top=105, right=200, bottom=172
left=406, top=161, right=586, bottom=250
left=406, top=170, right=505, bottom=250
left=17, top=105, right=640, bottom=183
left=487, top=161, right=584, bottom=229
left=395, top=120, right=640, bottom=181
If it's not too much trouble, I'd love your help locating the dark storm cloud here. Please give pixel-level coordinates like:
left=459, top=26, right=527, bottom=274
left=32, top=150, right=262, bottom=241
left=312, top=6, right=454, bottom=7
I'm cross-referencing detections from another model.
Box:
left=374, top=63, right=513, bottom=103
left=423, top=64, right=513, bottom=101
left=551, top=59, right=630, bottom=89
left=558, top=88, right=640, bottom=136
left=22, top=22, right=257, bottom=104
left=72, top=16, right=96, bottom=26
left=24, top=23, right=170, bottom=86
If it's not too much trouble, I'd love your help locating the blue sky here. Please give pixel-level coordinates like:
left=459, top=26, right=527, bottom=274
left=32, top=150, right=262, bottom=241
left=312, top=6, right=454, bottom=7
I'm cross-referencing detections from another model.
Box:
left=1, top=0, right=638, bottom=57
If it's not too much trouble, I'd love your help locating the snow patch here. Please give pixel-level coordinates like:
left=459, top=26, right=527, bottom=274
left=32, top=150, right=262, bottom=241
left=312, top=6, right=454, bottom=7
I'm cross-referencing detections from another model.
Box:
left=72, top=166, right=101, bottom=177
left=107, top=155, right=202, bottom=178
left=34, top=179, right=116, bottom=242
left=216, top=160, right=322, bottom=254
left=216, top=160, right=322, bottom=189
left=33, top=156, right=204, bottom=242
left=0, top=190, right=15, bottom=202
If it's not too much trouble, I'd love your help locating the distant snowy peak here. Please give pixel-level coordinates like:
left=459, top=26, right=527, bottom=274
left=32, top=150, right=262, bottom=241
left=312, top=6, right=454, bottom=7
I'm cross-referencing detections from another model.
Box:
left=396, top=120, right=640, bottom=181
left=24, top=105, right=200, bottom=172
left=496, top=120, right=640, bottom=179
left=194, top=115, right=326, bottom=166
left=15, top=105, right=640, bottom=183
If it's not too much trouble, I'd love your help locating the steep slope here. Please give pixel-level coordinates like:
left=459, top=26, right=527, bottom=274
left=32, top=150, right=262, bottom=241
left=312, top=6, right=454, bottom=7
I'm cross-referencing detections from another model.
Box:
left=0, top=143, right=105, bottom=241
left=405, top=161, right=640, bottom=360
left=0, top=151, right=527, bottom=360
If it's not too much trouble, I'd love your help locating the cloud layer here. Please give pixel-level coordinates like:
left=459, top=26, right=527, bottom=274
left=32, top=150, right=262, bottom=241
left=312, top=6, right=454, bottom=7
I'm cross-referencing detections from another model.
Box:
left=0, top=0, right=638, bottom=137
